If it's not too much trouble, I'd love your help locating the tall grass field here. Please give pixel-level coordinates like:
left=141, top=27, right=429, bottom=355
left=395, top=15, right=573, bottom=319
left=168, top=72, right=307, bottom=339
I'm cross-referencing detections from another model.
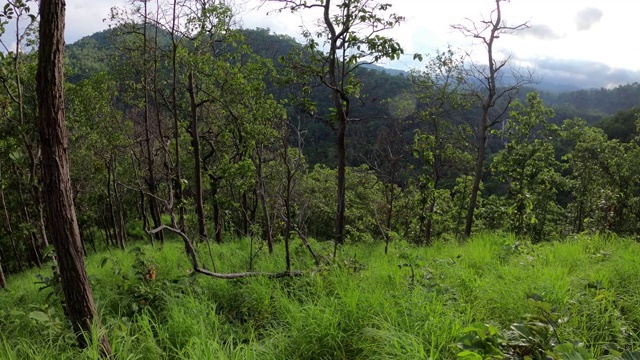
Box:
left=2, top=233, right=640, bottom=359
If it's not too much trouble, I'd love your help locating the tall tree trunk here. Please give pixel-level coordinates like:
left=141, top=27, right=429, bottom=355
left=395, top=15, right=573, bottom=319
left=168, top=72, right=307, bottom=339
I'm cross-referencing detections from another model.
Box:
left=36, top=0, right=111, bottom=353
left=170, top=0, right=185, bottom=232
left=153, top=5, right=174, bottom=236
left=187, top=71, right=207, bottom=242
left=142, top=0, right=163, bottom=243
left=464, top=114, right=488, bottom=238
left=335, top=118, right=346, bottom=247
left=456, top=0, right=526, bottom=238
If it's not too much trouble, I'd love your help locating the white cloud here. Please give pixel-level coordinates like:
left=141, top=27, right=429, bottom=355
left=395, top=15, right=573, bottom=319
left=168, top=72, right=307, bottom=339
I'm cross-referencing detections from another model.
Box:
left=3, top=0, right=637, bottom=88
left=575, top=7, right=603, bottom=31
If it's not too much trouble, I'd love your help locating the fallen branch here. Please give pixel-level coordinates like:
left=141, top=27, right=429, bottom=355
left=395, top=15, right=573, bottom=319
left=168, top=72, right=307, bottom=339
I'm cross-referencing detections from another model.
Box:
left=147, top=225, right=303, bottom=279
left=283, top=214, right=328, bottom=266
left=195, top=267, right=303, bottom=279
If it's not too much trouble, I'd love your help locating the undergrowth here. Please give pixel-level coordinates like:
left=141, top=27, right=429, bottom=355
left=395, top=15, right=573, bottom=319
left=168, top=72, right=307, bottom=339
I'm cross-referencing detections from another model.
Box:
left=2, top=233, right=640, bottom=359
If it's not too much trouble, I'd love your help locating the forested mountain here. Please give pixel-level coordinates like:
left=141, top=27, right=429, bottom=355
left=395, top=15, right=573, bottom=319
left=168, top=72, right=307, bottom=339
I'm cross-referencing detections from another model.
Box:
left=67, top=27, right=640, bottom=124
left=64, top=26, right=640, bottom=165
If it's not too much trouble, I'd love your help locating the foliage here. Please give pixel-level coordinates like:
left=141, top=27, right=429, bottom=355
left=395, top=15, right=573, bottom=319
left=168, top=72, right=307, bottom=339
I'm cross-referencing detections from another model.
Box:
left=490, top=92, right=564, bottom=241
left=561, top=120, right=640, bottom=235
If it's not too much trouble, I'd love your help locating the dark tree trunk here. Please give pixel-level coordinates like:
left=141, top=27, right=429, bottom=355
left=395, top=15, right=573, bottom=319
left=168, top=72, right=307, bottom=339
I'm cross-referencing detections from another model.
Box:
left=36, top=0, right=111, bottom=353
left=187, top=71, right=207, bottom=242
left=464, top=111, right=488, bottom=238
left=335, top=117, right=346, bottom=247
left=0, top=252, right=6, bottom=289
left=456, top=0, right=529, bottom=238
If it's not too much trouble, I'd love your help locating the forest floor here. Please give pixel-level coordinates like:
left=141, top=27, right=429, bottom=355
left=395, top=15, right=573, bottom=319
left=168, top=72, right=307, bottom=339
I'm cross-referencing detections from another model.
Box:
left=2, top=233, right=640, bottom=359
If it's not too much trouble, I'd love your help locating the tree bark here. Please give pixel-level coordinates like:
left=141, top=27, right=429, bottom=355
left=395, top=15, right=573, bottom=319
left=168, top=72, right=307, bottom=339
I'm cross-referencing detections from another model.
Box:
left=36, top=0, right=111, bottom=353
left=187, top=71, right=208, bottom=242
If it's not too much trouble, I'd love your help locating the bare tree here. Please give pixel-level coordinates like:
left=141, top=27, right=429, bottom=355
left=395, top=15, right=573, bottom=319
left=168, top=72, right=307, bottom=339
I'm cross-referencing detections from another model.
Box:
left=36, top=0, right=111, bottom=353
left=452, top=0, right=532, bottom=237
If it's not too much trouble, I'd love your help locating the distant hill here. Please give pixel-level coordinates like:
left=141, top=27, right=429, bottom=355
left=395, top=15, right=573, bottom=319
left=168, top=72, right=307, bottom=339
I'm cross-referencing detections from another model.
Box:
left=361, top=64, right=407, bottom=77
left=532, top=82, right=581, bottom=94
left=65, top=27, right=640, bottom=133
left=65, top=29, right=114, bottom=83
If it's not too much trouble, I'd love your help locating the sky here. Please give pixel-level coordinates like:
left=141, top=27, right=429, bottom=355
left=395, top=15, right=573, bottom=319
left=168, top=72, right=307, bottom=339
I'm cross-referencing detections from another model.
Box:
left=3, top=0, right=639, bottom=89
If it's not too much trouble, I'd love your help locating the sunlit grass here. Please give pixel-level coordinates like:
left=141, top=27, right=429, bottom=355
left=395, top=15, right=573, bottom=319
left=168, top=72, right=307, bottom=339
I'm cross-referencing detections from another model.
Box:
left=2, top=233, right=640, bottom=358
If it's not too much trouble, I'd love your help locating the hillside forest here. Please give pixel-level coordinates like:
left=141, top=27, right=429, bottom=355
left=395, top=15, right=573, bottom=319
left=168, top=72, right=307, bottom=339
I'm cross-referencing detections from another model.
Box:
left=3, top=0, right=640, bottom=358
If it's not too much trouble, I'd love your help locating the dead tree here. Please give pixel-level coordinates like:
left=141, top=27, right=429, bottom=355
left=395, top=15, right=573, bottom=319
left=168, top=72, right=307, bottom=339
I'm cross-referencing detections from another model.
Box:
left=452, top=0, right=532, bottom=237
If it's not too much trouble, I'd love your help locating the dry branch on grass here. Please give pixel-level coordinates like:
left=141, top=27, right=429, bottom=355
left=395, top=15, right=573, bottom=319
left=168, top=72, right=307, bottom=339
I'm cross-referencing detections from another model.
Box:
left=146, top=225, right=303, bottom=279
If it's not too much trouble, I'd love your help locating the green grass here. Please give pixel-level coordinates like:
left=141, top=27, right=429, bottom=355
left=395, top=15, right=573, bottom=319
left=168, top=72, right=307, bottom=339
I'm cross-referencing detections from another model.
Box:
left=2, top=233, right=640, bottom=358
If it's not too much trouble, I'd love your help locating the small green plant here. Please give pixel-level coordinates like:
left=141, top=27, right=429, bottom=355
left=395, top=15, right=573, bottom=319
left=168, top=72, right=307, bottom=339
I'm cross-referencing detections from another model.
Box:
left=456, top=294, right=597, bottom=359
left=456, top=322, right=506, bottom=359
left=28, top=304, right=74, bottom=344
left=396, top=241, right=423, bottom=285
left=503, top=294, right=564, bottom=358
left=33, top=271, right=62, bottom=306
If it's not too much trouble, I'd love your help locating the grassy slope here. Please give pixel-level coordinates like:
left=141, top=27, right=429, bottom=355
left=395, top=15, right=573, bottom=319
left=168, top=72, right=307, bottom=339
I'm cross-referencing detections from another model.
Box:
left=1, top=233, right=640, bottom=359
